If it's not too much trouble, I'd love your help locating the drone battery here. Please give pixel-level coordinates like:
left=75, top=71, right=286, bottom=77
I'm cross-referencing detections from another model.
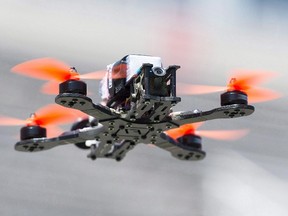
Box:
left=107, top=60, right=127, bottom=98
left=125, top=55, right=162, bottom=81
left=104, top=55, right=163, bottom=102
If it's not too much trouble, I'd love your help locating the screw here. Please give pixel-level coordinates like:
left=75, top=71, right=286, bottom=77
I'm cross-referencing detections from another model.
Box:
left=166, top=124, right=172, bottom=129
left=224, top=111, right=230, bottom=115
left=68, top=102, right=75, bottom=107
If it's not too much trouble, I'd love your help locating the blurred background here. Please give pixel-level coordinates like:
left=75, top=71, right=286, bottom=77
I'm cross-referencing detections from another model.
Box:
left=0, top=0, right=288, bottom=215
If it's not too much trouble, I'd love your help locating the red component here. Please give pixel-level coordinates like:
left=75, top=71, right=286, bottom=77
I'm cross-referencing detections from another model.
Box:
left=164, top=123, right=248, bottom=142
left=196, top=129, right=249, bottom=141
left=11, top=58, right=106, bottom=94
left=164, top=123, right=203, bottom=140
left=177, top=70, right=281, bottom=103
left=0, top=104, right=87, bottom=137
left=12, top=58, right=74, bottom=81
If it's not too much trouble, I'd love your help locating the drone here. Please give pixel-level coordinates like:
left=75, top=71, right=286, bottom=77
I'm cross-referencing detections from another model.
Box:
left=1, top=55, right=280, bottom=161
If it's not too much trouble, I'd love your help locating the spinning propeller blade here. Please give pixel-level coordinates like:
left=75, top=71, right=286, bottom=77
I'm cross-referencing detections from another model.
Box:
left=177, top=84, right=226, bottom=95
left=41, top=81, right=59, bottom=95
left=32, top=104, right=86, bottom=126
left=11, top=58, right=72, bottom=81
left=164, top=123, right=203, bottom=140
left=196, top=129, right=249, bottom=141
left=164, top=123, right=248, bottom=142
left=45, top=125, right=65, bottom=138
left=11, top=58, right=107, bottom=94
left=0, top=104, right=87, bottom=137
left=178, top=70, right=281, bottom=103
left=244, top=87, right=281, bottom=103
left=78, top=70, right=107, bottom=80
left=0, top=116, right=27, bottom=126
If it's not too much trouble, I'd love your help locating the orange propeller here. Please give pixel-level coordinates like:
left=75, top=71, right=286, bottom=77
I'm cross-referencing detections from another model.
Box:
left=0, top=104, right=87, bottom=137
left=164, top=123, right=249, bottom=142
left=11, top=58, right=107, bottom=94
left=177, top=70, right=281, bottom=103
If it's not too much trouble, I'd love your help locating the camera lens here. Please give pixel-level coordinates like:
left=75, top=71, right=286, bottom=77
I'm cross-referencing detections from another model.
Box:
left=152, top=67, right=165, bottom=76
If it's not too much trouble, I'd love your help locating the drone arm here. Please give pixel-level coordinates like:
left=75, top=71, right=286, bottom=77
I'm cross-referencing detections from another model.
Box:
left=55, top=93, right=118, bottom=120
left=153, top=139, right=206, bottom=161
left=15, top=124, right=105, bottom=152
left=170, top=104, right=255, bottom=126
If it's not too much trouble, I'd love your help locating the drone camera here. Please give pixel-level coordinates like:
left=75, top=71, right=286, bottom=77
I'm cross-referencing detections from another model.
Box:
left=152, top=67, right=166, bottom=76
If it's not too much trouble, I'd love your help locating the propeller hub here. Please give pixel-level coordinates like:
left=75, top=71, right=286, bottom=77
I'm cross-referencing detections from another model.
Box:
left=69, top=67, right=80, bottom=80
left=26, top=113, right=37, bottom=126
left=228, top=78, right=237, bottom=91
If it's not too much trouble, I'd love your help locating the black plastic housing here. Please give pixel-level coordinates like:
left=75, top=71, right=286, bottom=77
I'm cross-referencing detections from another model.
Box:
left=59, top=80, right=87, bottom=95
left=177, top=134, right=202, bottom=150
left=20, top=125, right=47, bottom=140
left=221, top=90, right=248, bottom=106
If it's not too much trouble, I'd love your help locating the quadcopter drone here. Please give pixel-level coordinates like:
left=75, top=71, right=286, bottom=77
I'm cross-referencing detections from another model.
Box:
left=1, top=54, right=280, bottom=161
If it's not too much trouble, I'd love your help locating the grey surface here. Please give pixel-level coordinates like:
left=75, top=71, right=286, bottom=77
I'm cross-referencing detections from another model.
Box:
left=0, top=1, right=288, bottom=216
